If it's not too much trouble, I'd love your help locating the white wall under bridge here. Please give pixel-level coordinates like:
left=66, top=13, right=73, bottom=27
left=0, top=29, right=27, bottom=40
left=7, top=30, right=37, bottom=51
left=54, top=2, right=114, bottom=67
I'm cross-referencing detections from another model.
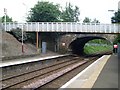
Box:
left=2, top=22, right=120, bottom=34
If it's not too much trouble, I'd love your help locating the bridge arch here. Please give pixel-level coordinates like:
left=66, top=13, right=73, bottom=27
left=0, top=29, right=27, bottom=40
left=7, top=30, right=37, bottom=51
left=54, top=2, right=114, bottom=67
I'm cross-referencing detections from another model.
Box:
left=69, top=36, right=107, bottom=55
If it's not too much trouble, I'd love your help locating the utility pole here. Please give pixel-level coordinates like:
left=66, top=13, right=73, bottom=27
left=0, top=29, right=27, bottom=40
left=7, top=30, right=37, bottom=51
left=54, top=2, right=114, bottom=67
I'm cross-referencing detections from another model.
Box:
left=118, top=1, right=120, bottom=10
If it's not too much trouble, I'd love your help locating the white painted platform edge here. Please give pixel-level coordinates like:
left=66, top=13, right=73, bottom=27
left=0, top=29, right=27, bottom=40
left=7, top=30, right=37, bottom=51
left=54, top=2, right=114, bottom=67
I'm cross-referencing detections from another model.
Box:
left=0, top=54, right=69, bottom=67
left=59, top=55, right=111, bottom=89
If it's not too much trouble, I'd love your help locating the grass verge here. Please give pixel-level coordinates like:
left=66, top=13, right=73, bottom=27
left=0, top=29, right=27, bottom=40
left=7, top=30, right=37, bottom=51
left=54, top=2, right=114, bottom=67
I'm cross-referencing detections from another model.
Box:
left=84, top=45, right=112, bottom=54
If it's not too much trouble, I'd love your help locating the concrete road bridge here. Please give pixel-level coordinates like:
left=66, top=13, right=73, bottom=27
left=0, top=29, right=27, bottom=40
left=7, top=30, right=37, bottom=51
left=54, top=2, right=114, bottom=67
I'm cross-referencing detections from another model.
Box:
left=2, top=22, right=120, bottom=55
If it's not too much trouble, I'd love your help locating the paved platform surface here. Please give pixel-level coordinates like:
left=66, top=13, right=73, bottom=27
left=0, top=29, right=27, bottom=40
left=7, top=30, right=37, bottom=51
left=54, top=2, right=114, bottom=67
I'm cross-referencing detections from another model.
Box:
left=92, top=54, right=118, bottom=88
left=1, top=53, right=68, bottom=67
left=60, top=55, right=118, bottom=89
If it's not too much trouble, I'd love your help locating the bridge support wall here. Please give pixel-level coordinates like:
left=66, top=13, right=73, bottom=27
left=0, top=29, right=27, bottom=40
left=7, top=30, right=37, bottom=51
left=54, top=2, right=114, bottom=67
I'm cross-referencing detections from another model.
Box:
left=36, top=33, right=114, bottom=55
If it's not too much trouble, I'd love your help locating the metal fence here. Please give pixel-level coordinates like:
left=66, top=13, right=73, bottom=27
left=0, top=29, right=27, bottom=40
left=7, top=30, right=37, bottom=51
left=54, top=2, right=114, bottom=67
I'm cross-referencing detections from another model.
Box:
left=2, top=22, right=119, bottom=33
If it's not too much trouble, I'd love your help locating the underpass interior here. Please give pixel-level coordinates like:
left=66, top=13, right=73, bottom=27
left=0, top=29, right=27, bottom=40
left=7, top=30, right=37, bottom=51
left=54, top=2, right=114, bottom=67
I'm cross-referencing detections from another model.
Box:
left=69, top=36, right=109, bottom=56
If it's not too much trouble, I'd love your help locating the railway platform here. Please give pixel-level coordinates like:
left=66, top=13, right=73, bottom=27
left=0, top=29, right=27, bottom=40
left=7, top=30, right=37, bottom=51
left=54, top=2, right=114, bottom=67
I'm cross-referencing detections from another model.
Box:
left=1, top=53, right=68, bottom=67
left=60, top=54, right=118, bottom=89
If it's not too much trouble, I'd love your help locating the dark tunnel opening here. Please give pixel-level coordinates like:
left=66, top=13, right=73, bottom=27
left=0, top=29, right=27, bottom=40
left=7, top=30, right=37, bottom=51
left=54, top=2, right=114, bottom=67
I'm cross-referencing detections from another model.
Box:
left=69, top=36, right=106, bottom=56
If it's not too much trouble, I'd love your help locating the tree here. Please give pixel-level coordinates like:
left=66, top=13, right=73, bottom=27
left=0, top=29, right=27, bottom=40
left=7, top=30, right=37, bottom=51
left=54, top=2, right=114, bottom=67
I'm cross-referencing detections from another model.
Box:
left=91, top=18, right=100, bottom=23
left=113, top=34, right=120, bottom=44
left=27, top=1, right=61, bottom=22
left=111, top=10, right=120, bottom=43
left=27, top=1, right=63, bottom=46
left=111, top=9, right=120, bottom=23
left=83, top=17, right=91, bottom=23
left=1, top=15, right=13, bottom=22
left=61, top=3, right=80, bottom=22
left=83, top=17, right=100, bottom=23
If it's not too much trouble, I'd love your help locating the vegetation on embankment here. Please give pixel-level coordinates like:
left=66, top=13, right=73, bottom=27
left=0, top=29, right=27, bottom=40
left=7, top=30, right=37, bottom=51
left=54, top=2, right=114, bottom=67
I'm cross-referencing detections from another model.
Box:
left=84, top=39, right=113, bottom=55
left=84, top=45, right=112, bottom=54
left=113, top=34, right=120, bottom=44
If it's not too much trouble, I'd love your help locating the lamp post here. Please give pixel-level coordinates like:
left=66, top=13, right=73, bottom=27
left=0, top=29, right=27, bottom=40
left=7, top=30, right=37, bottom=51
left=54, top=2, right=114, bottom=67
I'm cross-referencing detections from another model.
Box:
left=108, top=10, right=117, bottom=23
left=22, top=3, right=28, bottom=22
left=4, top=8, right=7, bottom=31
left=22, top=24, right=24, bottom=53
left=108, top=10, right=116, bottom=12
left=118, top=1, right=120, bottom=10
left=21, top=3, right=28, bottom=53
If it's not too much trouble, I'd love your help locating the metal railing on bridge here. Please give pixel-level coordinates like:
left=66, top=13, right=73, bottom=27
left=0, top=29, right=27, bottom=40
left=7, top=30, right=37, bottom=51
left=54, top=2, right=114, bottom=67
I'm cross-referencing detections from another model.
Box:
left=2, top=22, right=120, bottom=33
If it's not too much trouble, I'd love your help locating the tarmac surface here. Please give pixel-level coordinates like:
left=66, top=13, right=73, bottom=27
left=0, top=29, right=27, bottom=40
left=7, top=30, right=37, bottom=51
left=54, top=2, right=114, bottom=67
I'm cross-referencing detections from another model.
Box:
left=92, top=54, right=118, bottom=88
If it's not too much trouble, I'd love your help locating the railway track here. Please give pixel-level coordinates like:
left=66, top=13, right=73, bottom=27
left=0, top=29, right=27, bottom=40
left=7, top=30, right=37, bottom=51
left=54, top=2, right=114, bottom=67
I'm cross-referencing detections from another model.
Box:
left=1, top=55, right=99, bottom=89
left=2, top=55, right=74, bottom=79
left=2, top=55, right=78, bottom=80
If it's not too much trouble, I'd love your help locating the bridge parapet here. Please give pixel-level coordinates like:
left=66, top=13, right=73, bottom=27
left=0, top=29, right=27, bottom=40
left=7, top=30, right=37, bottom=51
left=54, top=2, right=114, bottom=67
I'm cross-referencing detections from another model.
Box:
left=2, top=22, right=119, bottom=33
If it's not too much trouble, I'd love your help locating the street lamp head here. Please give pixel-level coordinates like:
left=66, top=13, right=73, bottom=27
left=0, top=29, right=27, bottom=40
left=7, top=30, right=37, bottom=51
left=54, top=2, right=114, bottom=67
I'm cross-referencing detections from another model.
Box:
left=108, top=10, right=116, bottom=12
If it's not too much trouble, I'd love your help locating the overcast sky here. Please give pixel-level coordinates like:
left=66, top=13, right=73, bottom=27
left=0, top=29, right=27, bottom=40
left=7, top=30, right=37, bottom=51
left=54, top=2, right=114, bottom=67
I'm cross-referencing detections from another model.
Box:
left=0, top=0, right=119, bottom=23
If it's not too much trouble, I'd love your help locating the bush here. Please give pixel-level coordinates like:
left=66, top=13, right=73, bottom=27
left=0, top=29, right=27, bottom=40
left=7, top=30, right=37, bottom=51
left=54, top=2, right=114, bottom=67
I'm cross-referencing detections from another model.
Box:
left=26, top=32, right=36, bottom=44
left=9, top=28, right=36, bottom=44
left=10, top=28, right=28, bottom=42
